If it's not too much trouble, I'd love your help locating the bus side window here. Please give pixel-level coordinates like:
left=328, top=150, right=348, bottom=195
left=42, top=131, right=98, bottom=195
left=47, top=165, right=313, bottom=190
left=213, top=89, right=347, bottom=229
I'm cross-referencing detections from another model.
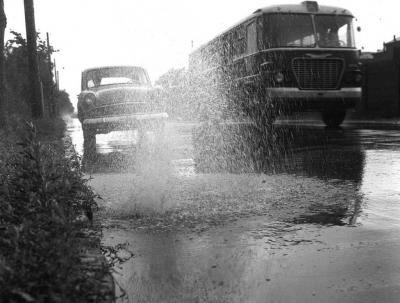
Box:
left=246, top=21, right=257, bottom=54
left=257, top=17, right=264, bottom=50
left=233, top=27, right=245, bottom=58
left=227, top=33, right=234, bottom=60
left=221, top=35, right=231, bottom=64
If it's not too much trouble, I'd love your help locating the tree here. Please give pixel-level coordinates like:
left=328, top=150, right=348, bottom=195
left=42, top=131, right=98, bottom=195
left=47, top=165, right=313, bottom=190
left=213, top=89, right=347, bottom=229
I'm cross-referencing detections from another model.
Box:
left=4, top=31, right=73, bottom=121
left=155, top=68, right=187, bottom=89
left=0, top=0, right=6, bottom=128
left=5, top=31, right=59, bottom=118
left=54, top=90, right=74, bottom=116
left=155, top=68, right=204, bottom=120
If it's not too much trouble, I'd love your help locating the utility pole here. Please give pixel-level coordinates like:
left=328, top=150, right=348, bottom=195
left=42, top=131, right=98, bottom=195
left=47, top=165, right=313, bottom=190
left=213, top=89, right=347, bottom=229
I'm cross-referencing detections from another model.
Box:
left=46, top=32, right=55, bottom=117
left=24, top=0, right=44, bottom=119
left=53, top=58, right=59, bottom=115
left=54, top=59, right=59, bottom=91
left=56, top=70, right=59, bottom=90
left=0, top=0, right=7, bottom=128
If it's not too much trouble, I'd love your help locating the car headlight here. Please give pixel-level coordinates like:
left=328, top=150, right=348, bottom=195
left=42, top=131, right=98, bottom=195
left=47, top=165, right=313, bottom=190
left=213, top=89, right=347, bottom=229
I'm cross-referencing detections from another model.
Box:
left=274, top=72, right=284, bottom=83
left=85, top=95, right=96, bottom=105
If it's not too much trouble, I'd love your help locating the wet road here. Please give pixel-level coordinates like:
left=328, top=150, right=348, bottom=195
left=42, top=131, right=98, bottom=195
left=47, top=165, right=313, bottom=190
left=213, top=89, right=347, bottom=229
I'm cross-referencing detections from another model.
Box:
left=66, top=118, right=400, bottom=303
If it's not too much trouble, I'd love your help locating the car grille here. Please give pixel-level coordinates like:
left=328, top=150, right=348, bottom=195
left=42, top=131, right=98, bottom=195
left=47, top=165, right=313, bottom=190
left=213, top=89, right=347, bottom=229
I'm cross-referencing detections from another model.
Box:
left=292, top=58, right=344, bottom=90
left=90, top=102, right=148, bottom=117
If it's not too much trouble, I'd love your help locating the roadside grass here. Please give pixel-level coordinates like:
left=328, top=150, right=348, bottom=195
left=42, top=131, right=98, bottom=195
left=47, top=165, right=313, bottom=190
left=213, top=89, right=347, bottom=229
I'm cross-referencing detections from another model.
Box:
left=0, top=121, right=107, bottom=303
left=5, top=115, right=67, bottom=141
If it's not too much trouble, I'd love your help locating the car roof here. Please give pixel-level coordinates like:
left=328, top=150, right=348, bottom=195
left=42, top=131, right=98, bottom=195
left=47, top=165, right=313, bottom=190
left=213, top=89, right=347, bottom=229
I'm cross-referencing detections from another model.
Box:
left=82, top=66, right=146, bottom=74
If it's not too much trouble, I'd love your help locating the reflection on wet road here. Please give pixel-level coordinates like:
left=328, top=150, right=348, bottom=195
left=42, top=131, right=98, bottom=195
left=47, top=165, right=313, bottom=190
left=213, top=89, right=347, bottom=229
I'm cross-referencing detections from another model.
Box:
left=66, top=118, right=400, bottom=302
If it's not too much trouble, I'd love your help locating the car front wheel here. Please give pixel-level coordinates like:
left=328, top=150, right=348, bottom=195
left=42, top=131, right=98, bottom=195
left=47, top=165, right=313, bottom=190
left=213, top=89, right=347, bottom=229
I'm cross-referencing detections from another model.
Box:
left=153, top=121, right=166, bottom=141
left=83, top=127, right=96, bottom=157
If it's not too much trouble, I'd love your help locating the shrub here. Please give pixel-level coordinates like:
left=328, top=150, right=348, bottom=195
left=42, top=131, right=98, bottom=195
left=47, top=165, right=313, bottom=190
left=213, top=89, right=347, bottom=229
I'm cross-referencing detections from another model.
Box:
left=0, top=123, right=99, bottom=303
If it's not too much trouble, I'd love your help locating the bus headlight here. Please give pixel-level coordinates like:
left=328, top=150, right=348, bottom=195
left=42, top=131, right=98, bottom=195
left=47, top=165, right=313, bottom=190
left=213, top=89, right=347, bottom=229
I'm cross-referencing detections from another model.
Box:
left=354, top=73, right=362, bottom=84
left=343, top=72, right=362, bottom=86
left=274, top=72, right=284, bottom=83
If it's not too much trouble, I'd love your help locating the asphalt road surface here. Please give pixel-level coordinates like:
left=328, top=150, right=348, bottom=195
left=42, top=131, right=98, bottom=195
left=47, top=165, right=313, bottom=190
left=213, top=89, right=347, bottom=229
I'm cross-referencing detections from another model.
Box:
left=66, top=117, right=400, bottom=303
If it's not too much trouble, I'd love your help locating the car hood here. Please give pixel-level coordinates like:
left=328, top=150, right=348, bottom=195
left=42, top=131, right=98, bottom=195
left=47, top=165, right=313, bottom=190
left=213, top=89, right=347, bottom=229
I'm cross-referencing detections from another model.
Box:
left=92, top=85, right=154, bottom=106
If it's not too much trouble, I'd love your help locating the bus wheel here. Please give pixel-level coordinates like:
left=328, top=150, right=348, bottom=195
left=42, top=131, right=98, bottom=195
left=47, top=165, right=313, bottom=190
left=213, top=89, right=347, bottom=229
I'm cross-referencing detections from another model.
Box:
left=83, top=127, right=96, bottom=157
left=321, top=108, right=346, bottom=128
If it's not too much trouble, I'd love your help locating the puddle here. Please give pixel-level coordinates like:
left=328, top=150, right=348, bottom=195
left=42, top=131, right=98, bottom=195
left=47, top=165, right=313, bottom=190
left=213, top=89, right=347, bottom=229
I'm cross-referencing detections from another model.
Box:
left=64, top=118, right=400, bottom=303
left=65, top=119, right=400, bottom=230
left=292, top=203, right=353, bottom=226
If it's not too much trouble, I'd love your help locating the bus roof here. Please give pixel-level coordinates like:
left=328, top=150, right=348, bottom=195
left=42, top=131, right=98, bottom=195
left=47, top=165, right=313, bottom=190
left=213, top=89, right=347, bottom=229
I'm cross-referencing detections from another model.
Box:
left=254, top=2, right=353, bottom=16
left=190, top=2, right=354, bottom=55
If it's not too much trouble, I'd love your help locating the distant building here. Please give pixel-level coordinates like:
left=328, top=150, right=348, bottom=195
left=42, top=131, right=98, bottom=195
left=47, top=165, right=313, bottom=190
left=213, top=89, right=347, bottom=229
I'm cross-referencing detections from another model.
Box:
left=360, top=38, right=400, bottom=117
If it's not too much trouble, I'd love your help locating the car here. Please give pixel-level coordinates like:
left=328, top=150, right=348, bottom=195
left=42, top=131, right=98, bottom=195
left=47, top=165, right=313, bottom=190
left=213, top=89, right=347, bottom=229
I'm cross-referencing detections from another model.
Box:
left=77, top=65, right=168, bottom=154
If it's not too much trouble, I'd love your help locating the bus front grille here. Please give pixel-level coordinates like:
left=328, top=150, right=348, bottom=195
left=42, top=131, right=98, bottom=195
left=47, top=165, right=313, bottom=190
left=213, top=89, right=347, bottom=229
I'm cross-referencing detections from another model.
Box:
left=292, top=58, right=344, bottom=90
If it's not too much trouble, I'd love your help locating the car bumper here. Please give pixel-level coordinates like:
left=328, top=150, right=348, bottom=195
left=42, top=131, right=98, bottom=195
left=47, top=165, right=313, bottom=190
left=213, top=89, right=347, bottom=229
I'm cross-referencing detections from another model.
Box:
left=82, top=112, right=168, bottom=133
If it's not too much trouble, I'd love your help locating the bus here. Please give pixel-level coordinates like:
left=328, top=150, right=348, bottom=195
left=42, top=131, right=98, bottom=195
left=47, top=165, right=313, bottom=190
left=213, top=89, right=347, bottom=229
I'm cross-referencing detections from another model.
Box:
left=188, top=1, right=362, bottom=128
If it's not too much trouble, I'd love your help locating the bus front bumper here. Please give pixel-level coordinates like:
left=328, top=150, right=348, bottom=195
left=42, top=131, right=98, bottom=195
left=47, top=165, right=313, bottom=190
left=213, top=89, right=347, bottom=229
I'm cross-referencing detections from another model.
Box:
left=266, top=87, right=361, bottom=100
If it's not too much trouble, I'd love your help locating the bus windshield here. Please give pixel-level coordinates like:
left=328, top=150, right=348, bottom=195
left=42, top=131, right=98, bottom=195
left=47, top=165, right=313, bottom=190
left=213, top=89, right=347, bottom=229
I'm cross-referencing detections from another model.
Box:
left=315, top=15, right=355, bottom=48
left=266, top=14, right=316, bottom=48
left=265, top=14, right=355, bottom=49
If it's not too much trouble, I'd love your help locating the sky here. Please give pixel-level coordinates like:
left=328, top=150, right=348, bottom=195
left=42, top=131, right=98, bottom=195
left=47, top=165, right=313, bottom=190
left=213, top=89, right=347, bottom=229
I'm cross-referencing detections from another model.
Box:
left=4, top=0, right=400, bottom=107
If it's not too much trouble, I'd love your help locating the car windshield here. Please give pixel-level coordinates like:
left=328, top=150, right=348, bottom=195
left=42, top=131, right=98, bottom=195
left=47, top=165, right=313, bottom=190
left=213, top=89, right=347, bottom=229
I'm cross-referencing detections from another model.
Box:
left=264, top=13, right=355, bottom=49
left=86, top=67, right=149, bottom=88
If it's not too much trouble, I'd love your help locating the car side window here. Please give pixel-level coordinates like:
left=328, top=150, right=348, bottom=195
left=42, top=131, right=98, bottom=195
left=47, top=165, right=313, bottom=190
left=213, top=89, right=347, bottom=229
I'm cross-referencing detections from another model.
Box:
left=87, top=79, right=95, bottom=89
left=131, top=73, right=140, bottom=83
